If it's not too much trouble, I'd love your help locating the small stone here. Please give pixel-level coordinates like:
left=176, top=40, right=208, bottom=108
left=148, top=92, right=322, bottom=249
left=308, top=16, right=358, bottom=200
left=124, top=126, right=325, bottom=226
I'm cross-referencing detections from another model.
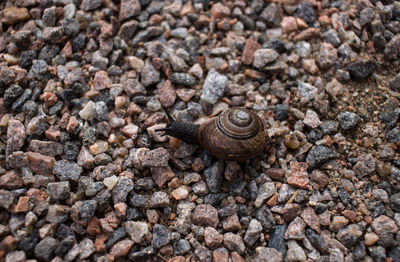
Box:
left=47, top=181, right=70, bottom=201
left=242, top=39, right=261, bottom=65
left=80, top=0, right=102, bottom=11
left=1, top=7, right=30, bottom=25
left=281, top=16, right=298, bottom=33
left=195, top=246, right=212, bottom=262
left=287, top=161, right=309, bottom=189
left=303, top=109, right=322, bottom=128
left=330, top=216, right=349, bottom=232
left=126, top=56, right=144, bottom=71
left=4, top=85, right=23, bottom=106
left=223, top=233, right=245, bottom=253
left=6, top=151, right=28, bottom=169
left=78, top=238, right=95, bottom=259
left=103, top=175, right=118, bottom=190
left=300, top=207, right=320, bottom=233
left=317, top=43, right=337, bottom=69
left=170, top=73, right=196, bottom=87
left=210, top=3, right=231, bottom=20
left=142, top=148, right=170, bottom=167
left=5, top=250, right=26, bottom=262
left=53, top=160, right=83, bottom=182
left=34, top=237, right=58, bottom=261
left=79, top=101, right=94, bottom=121
left=389, top=73, right=400, bottom=92
left=158, top=80, right=176, bottom=107
left=338, top=111, right=360, bottom=130
left=149, top=191, right=170, bottom=208
left=254, top=247, right=282, bottom=262
left=354, top=154, right=376, bottom=178
left=26, top=115, right=48, bottom=136
left=255, top=182, right=276, bottom=208
left=119, top=0, right=141, bottom=21
left=286, top=240, right=306, bottom=262
left=141, top=59, right=160, bottom=87
left=6, top=119, right=26, bottom=156
left=204, top=227, right=223, bottom=248
left=27, top=152, right=55, bottom=176
left=347, top=60, right=377, bottom=80
left=126, top=221, right=150, bottom=244
left=253, top=49, right=279, bottom=68
left=244, top=219, right=263, bottom=247
left=94, top=71, right=111, bottom=91
left=371, top=215, right=398, bottom=236
left=29, top=140, right=63, bottom=157
left=201, top=69, right=228, bottom=104
left=110, top=239, right=133, bottom=257
left=171, top=186, right=189, bottom=200
left=112, top=177, right=133, bottom=204
left=193, top=204, right=219, bottom=228
left=285, top=217, right=306, bottom=240
left=152, top=224, right=171, bottom=249
left=306, top=145, right=338, bottom=169
left=93, top=101, right=109, bottom=121
left=89, top=140, right=108, bottom=155
left=305, top=229, right=329, bottom=254
left=204, top=161, right=224, bottom=193
left=336, top=224, right=363, bottom=247
left=174, top=239, right=191, bottom=255
left=364, top=232, right=379, bottom=246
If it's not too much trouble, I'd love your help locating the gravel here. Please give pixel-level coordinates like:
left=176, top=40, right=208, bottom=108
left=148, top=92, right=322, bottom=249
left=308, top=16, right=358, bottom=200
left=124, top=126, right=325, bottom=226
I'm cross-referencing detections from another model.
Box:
left=0, top=0, right=399, bottom=261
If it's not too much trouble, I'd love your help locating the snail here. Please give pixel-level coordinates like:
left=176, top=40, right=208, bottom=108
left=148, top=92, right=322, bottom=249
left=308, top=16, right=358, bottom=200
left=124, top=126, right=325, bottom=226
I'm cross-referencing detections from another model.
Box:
left=156, top=107, right=268, bottom=161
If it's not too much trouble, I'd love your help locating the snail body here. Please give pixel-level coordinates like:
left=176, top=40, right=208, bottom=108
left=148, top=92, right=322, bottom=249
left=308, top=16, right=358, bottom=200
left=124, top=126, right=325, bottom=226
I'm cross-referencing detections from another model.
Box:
left=158, top=107, right=268, bottom=161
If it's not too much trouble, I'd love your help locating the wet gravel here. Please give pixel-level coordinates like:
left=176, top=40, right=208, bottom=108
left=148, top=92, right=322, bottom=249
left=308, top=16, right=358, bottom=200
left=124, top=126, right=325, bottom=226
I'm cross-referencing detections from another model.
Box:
left=0, top=0, right=400, bottom=261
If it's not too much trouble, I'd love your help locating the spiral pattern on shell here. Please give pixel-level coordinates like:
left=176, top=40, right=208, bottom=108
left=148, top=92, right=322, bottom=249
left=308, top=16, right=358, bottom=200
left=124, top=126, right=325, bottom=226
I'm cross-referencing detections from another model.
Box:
left=198, top=108, right=268, bottom=161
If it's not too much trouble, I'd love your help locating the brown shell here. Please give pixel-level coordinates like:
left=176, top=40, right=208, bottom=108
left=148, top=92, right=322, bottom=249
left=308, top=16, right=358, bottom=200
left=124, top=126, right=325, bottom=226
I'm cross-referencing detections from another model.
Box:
left=198, top=108, right=268, bottom=161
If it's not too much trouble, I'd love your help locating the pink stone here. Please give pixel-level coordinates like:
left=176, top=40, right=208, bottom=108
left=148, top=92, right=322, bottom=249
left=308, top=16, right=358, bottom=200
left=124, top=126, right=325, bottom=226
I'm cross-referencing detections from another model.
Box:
left=94, top=70, right=111, bottom=91
left=281, top=16, right=298, bottom=33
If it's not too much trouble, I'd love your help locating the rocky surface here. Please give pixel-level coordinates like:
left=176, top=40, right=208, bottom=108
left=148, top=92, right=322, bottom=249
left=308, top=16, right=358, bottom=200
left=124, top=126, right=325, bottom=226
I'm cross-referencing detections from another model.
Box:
left=0, top=0, right=399, bottom=261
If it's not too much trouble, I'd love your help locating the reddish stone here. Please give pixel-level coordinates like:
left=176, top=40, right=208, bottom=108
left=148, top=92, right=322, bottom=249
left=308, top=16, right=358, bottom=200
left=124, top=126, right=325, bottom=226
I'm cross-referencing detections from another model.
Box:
left=241, top=39, right=261, bottom=65
left=210, top=3, right=231, bottom=20
left=301, top=207, right=320, bottom=233
left=87, top=217, right=102, bottom=235
left=40, top=92, right=57, bottom=106
left=114, top=203, right=127, bottom=217
left=0, top=171, right=23, bottom=189
left=158, top=80, right=176, bottom=107
left=204, top=227, right=223, bottom=248
left=231, top=252, right=245, bottom=262
left=168, top=256, right=185, bottom=262
left=109, top=239, right=134, bottom=257
left=176, top=88, right=195, bottom=102
left=282, top=203, right=301, bottom=222
left=287, top=161, right=309, bottom=189
left=342, top=210, right=357, bottom=222
left=281, top=16, right=298, bottom=33
left=213, top=249, right=229, bottom=262
left=66, top=116, right=79, bottom=133
left=294, top=28, right=321, bottom=41
left=94, top=70, right=111, bottom=91
left=244, top=69, right=266, bottom=80
left=266, top=168, right=285, bottom=180
left=151, top=166, right=175, bottom=188
left=6, top=119, right=26, bottom=156
left=45, top=126, right=61, bottom=141
left=180, top=1, right=194, bottom=17
left=27, top=152, right=55, bottom=176
left=15, top=196, right=30, bottom=212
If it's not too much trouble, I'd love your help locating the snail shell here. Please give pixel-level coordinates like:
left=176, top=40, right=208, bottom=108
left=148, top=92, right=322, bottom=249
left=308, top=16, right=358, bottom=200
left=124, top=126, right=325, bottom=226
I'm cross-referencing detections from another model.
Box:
left=158, top=107, right=268, bottom=161
left=198, top=108, right=268, bottom=161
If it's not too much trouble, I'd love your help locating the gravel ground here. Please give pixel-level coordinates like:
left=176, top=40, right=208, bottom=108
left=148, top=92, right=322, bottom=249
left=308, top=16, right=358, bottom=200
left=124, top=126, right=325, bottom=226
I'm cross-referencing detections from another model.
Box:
left=0, top=0, right=400, bottom=261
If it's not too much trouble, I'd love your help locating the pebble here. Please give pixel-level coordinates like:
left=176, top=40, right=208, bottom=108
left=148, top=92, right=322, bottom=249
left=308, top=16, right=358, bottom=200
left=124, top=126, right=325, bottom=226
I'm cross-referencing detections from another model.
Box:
left=336, top=224, right=363, bottom=247
left=80, top=0, right=102, bottom=11
left=125, top=221, right=150, bottom=244
left=47, top=181, right=70, bottom=201
left=200, top=69, right=228, bottom=104
left=192, top=204, right=219, bottom=228
left=254, top=247, right=282, bottom=262
left=305, top=229, right=329, bottom=254
left=306, top=145, right=338, bottom=169
left=27, top=152, right=55, bottom=176
left=371, top=215, right=398, bottom=236
left=149, top=191, right=170, bottom=208
left=78, top=238, right=96, bottom=259
left=141, top=59, right=160, bottom=87
left=53, top=160, right=83, bottom=182
left=170, top=73, right=196, bottom=87
left=204, top=161, right=224, bottom=193
left=152, top=224, right=171, bottom=249
left=253, top=49, right=279, bottom=68
left=286, top=240, right=306, bottom=262
left=6, top=119, right=26, bottom=156
left=34, top=237, right=58, bottom=261
left=347, top=60, right=377, bottom=80
left=338, top=111, right=360, bottom=130
left=93, top=101, right=109, bottom=121
left=389, top=73, right=400, bottom=92
left=244, top=219, right=263, bottom=247
left=223, top=233, right=245, bottom=253
left=204, top=227, right=223, bottom=248
left=142, top=147, right=170, bottom=167
left=255, top=182, right=276, bottom=208
left=287, top=161, right=309, bottom=189
left=1, top=7, right=30, bottom=25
